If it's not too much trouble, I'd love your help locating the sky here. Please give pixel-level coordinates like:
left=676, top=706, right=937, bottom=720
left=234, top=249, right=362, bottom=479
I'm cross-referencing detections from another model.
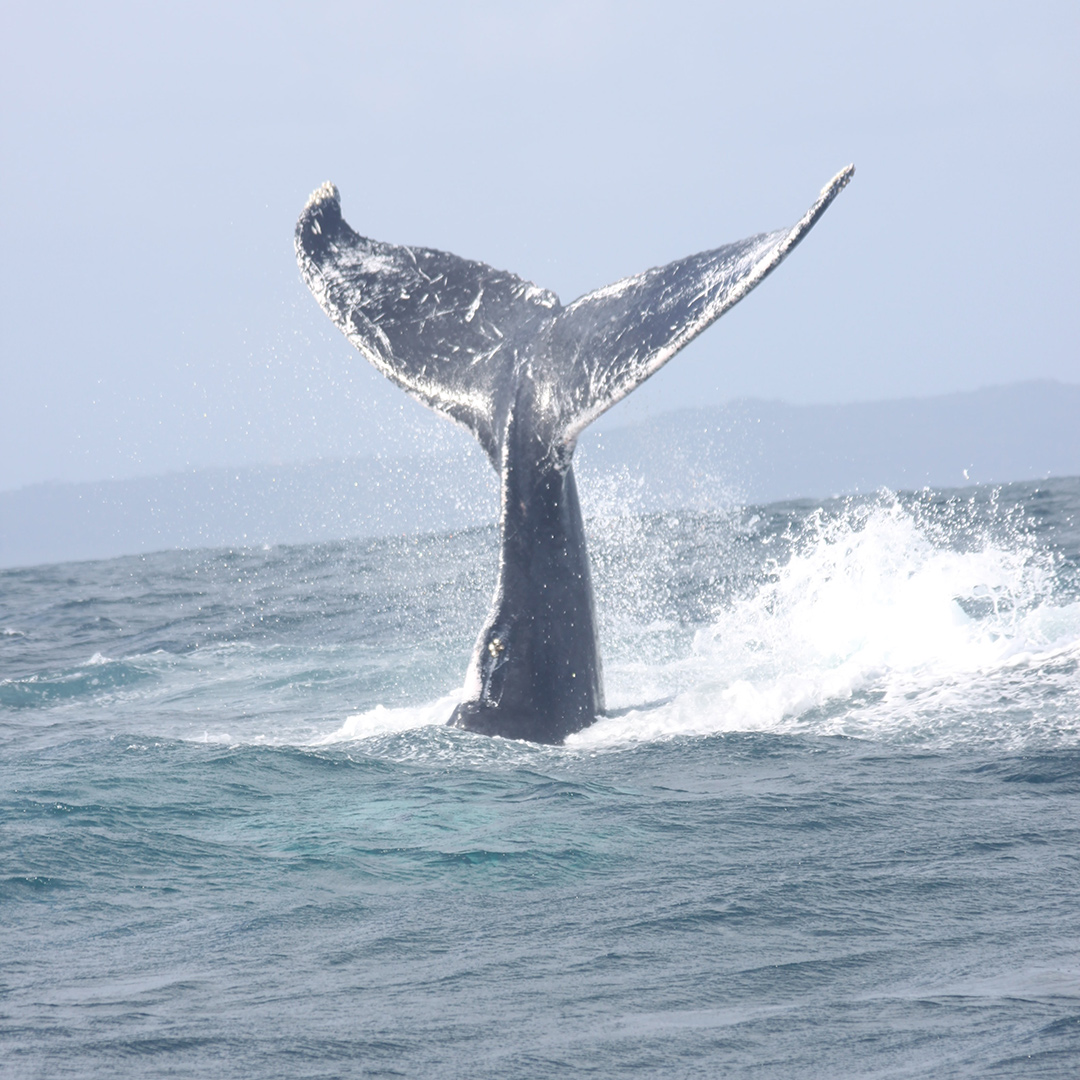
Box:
left=2, top=1, right=1077, bottom=491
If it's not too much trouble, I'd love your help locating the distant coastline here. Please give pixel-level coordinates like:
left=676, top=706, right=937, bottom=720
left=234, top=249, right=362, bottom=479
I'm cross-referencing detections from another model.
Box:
left=3, top=380, right=1078, bottom=569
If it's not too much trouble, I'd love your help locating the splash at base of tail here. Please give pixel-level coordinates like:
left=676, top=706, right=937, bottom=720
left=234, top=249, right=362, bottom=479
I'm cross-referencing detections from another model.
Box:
left=295, top=166, right=853, bottom=743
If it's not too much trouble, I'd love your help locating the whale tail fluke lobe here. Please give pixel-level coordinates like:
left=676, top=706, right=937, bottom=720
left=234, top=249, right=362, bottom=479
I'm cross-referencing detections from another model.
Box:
left=553, top=166, right=854, bottom=442
left=296, top=167, right=853, bottom=743
left=295, top=183, right=561, bottom=464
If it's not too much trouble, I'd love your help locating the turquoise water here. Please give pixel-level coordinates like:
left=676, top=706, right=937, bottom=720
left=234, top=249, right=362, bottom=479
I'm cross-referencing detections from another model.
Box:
left=3, top=481, right=1080, bottom=1077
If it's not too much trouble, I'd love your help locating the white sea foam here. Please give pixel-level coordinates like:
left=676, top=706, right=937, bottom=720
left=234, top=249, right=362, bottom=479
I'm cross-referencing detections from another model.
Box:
left=572, top=498, right=1080, bottom=749
left=321, top=692, right=460, bottom=743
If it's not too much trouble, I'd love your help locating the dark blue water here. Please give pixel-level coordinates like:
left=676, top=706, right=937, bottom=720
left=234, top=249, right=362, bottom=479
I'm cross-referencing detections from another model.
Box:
left=3, top=481, right=1080, bottom=1077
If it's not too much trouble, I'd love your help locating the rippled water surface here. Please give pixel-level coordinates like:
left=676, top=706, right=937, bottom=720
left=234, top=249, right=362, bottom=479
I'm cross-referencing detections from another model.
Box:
left=3, top=479, right=1080, bottom=1077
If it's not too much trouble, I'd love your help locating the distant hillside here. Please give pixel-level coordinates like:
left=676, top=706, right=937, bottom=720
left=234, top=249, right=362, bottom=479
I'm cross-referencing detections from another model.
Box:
left=2, top=381, right=1078, bottom=568
left=0, top=449, right=497, bottom=569
left=576, top=380, right=1080, bottom=510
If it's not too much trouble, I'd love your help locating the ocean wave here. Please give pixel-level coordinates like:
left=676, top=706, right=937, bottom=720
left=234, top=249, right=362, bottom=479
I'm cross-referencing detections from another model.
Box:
left=575, top=496, right=1080, bottom=749
left=322, top=693, right=460, bottom=743
left=0, top=656, right=158, bottom=709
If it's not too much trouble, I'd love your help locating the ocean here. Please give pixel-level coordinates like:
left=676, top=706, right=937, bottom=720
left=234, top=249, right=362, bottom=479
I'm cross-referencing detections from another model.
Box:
left=3, top=478, right=1079, bottom=1077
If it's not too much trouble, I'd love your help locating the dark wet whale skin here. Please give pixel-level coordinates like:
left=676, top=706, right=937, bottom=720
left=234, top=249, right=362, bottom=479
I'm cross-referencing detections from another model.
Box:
left=452, top=414, right=602, bottom=743
left=295, top=167, right=852, bottom=742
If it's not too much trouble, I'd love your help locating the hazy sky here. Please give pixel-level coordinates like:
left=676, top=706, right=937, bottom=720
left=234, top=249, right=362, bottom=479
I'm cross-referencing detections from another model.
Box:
left=2, top=1, right=1077, bottom=490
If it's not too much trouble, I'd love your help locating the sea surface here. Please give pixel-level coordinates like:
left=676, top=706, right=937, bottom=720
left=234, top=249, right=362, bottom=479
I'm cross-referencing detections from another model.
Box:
left=3, top=478, right=1080, bottom=1078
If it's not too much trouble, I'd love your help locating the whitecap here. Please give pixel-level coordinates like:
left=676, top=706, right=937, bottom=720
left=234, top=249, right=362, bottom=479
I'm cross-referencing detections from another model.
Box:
left=319, top=692, right=460, bottom=743
left=572, top=495, right=1080, bottom=750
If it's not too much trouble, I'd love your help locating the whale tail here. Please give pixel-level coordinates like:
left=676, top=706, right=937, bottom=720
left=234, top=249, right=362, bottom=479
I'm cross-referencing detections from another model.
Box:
left=295, top=166, right=854, bottom=461
left=296, top=170, right=853, bottom=742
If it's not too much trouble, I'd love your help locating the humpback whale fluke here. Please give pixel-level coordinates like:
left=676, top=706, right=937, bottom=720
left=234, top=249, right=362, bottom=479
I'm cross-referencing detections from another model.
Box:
left=296, top=166, right=853, bottom=743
